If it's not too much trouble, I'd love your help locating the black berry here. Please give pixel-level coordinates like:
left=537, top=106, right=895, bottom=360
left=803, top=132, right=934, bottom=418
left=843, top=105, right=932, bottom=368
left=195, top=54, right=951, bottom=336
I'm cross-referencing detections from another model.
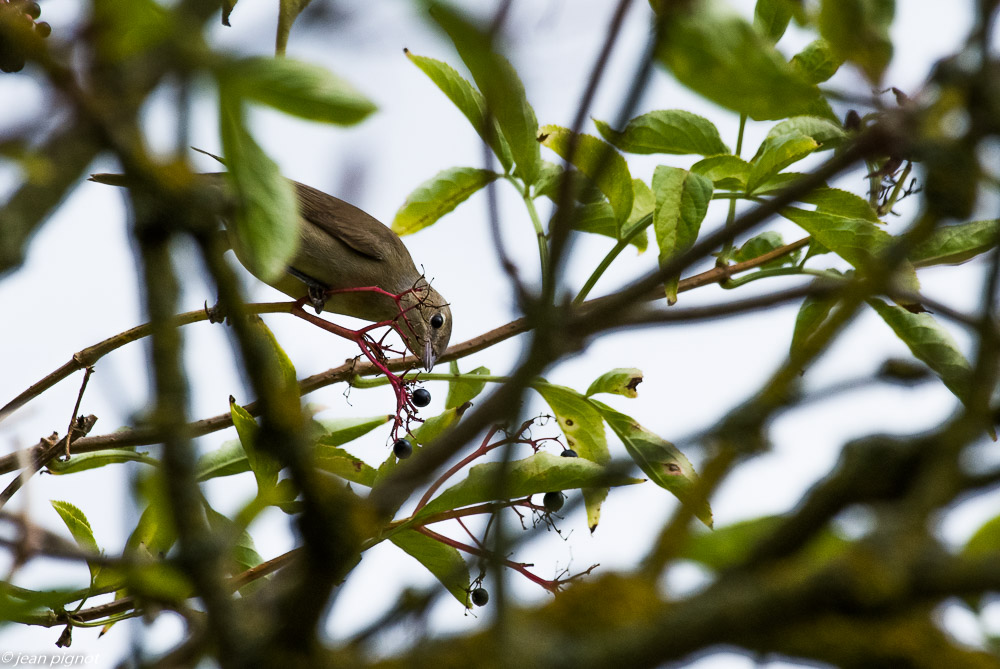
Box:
left=34, top=21, right=49, bottom=37
left=560, top=449, right=578, bottom=458
left=393, top=438, right=412, bottom=459
left=411, top=388, right=431, bottom=407
left=542, top=491, right=564, bottom=513
left=471, top=587, right=489, bottom=607
left=25, top=2, right=41, bottom=19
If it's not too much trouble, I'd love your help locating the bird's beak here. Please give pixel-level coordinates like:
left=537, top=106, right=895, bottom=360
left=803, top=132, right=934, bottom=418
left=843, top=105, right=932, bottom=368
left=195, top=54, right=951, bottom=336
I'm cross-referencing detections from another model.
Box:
left=423, top=339, right=437, bottom=372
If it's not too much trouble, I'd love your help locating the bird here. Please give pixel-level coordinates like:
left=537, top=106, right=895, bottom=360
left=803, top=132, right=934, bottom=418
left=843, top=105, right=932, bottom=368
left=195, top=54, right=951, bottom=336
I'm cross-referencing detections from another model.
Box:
left=89, top=173, right=452, bottom=371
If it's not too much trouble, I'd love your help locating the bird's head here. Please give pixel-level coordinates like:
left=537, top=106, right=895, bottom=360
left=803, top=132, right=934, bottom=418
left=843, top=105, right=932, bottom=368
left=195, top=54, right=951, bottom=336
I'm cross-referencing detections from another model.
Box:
left=398, top=279, right=452, bottom=371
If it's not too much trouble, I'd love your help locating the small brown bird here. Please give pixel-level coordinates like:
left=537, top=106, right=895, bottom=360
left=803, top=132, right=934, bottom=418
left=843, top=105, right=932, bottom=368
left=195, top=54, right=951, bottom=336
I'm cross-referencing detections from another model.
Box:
left=90, top=173, right=452, bottom=370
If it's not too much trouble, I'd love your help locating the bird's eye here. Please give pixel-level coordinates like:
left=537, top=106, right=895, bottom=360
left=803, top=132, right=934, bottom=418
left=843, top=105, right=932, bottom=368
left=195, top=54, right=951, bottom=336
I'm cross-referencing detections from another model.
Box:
left=430, top=313, right=444, bottom=329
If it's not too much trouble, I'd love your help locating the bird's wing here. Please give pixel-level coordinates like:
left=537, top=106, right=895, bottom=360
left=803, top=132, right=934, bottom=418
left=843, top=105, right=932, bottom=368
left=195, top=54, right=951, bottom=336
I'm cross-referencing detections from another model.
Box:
left=294, top=182, right=396, bottom=261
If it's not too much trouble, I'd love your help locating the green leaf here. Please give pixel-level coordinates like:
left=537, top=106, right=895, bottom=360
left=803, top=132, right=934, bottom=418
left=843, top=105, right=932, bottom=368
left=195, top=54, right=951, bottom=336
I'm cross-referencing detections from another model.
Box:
left=562, top=179, right=651, bottom=253
left=196, top=440, right=251, bottom=481
left=691, top=155, right=750, bottom=191
left=753, top=0, right=793, bottom=43
left=415, top=451, right=642, bottom=520
left=594, top=110, right=729, bottom=156
left=818, top=0, right=894, bottom=83
left=217, top=90, right=299, bottom=282
left=910, top=220, right=1000, bottom=268
left=868, top=299, right=974, bottom=408
left=431, top=5, right=541, bottom=185
left=652, top=166, right=713, bottom=303
left=51, top=501, right=102, bottom=582
left=780, top=207, right=920, bottom=294
left=446, top=361, right=491, bottom=410
left=765, top=117, right=846, bottom=150
left=733, top=231, right=800, bottom=269
left=790, top=293, right=840, bottom=360
left=405, top=51, right=514, bottom=172
left=314, top=414, right=393, bottom=447
left=533, top=382, right=610, bottom=531
left=656, top=3, right=828, bottom=121
left=204, top=505, right=264, bottom=595
left=276, top=0, right=312, bottom=56
left=534, top=161, right=606, bottom=205
left=315, top=444, right=377, bottom=487
left=539, top=125, right=633, bottom=230
left=392, top=167, right=499, bottom=235
left=219, top=57, right=375, bottom=126
left=586, top=368, right=643, bottom=399
left=390, top=529, right=470, bottom=607
left=231, top=399, right=279, bottom=494
left=46, top=449, right=157, bottom=475
left=799, top=187, right=879, bottom=222
left=790, top=39, right=843, bottom=84
left=747, top=133, right=820, bottom=194
left=93, top=0, right=170, bottom=62
left=592, top=401, right=713, bottom=528
left=964, top=513, right=1000, bottom=558
left=681, top=516, right=783, bottom=569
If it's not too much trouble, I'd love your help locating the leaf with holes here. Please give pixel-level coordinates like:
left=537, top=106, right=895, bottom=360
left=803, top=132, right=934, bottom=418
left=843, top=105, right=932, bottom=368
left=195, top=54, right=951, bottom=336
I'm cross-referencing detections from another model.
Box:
left=586, top=368, right=643, bottom=399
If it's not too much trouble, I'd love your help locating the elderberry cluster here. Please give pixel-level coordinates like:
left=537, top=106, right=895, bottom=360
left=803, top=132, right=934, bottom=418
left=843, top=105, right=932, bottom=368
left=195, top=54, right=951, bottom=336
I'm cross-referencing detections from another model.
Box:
left=0, top=0, right=50, bottom=73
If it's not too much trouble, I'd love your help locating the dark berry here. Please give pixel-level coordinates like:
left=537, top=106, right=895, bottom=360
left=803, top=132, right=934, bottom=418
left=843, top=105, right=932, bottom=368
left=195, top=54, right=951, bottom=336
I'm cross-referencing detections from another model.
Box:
left=393, top=438, right=412, bottom=459
left=542, top=491, right=564, bottom=513
left=411, top=388, right=431, bottom=407
left=34, top=21, right=50, bottom=37
left=471, top=587, right=489, bottom=607
left=25, top=2, right=41, bottom=19
left=0, top=55, right=25, bottom=73
left=560, top=449, right=578, bottom=458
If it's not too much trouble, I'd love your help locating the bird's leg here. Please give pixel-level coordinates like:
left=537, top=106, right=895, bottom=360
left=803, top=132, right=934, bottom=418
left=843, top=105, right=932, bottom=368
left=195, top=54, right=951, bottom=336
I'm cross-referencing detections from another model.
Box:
left=287, top=266, right=330, bottom=314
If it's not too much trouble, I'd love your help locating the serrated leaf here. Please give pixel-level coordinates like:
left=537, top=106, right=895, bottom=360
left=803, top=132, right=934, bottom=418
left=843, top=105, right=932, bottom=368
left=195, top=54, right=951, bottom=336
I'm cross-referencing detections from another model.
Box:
left=393, top=167, right=499, bottom=235
left=415, top=451, right=641, bottom=520
left=747, top=133, right=820, bottom=193
left=818, top=0, right=894, bottom=83
left=765, top=117, right=846, bottom=150
left=753, top=0, right=793, bottom=43
left=799, top=187, right=879, bottom=222
left=594, top=110, right=729, bottom=156
left=446, top=361, right=491, bottom=410
left=868, top=299, right=975, bottom=409
left=539, top=125, right=633, bottom=230
left=219, top=57, right=375, bottom=125
left=561, top=179, right=651, bottom=252
left=406, top=51, right=514, bottom=172
left=910, top=220, right=1000, bottom=268
left=656, top=3, right=829, bottom=121
left=586, top=368, right=643, bottom=398
left=276, top=0, right=311, bottom=56
left=533, top=382, right=610, bottom=531
left=217, top=90, right=299, bottom=282
left=780, top=207, right=920, bottom=294
left=51, top=501, right=101, bottom=582
left=46, top=449, right=157, bottom=475
left=592, top=401, right=712, bottom=528
left=652, top=166, right=713, bottom=303
left=790, top=39, right=843, bottom=84
left=733, top=231, right=800, bottom=269
left=691, top=155, right=751, bottom=190
left=431, top=5, right=541, bottom=185
left=790, top=293, right=840, bottom=360
left=390, top=529, right=470, bottom=607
